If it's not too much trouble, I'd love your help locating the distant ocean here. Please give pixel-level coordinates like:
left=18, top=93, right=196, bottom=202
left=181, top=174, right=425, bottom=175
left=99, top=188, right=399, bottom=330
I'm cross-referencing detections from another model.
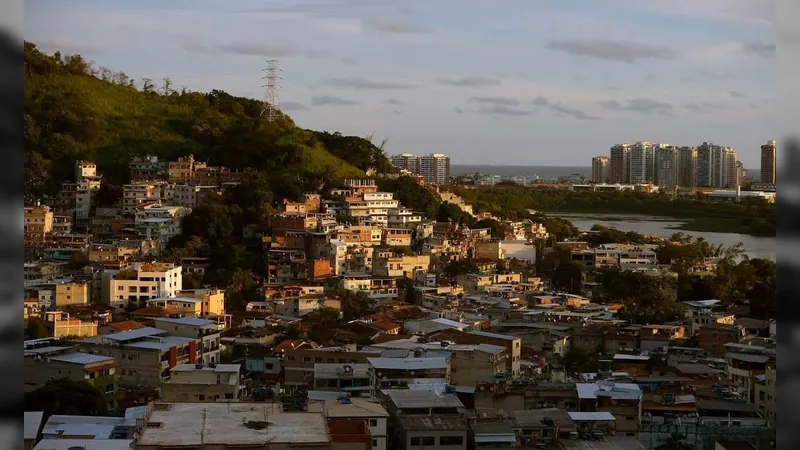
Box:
left=452, top=165, right=761, bottom=181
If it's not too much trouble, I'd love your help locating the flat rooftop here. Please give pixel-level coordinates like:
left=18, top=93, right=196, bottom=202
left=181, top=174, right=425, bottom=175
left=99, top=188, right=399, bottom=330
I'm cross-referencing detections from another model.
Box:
left=138, top=402, right=330, bottom=446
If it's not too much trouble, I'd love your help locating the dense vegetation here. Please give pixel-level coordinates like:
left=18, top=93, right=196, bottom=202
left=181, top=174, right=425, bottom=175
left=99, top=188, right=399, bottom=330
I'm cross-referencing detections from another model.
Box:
left=540, top=230, right=776, bottom=321
left=24, top=41, right=393, bottom=202
left=451, top=186, right=776, bottom=236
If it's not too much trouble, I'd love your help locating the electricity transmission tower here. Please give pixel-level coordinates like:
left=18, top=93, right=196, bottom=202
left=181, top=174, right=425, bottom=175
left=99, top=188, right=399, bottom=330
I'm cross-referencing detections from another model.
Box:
left=260, top=60, right=282, bottom=122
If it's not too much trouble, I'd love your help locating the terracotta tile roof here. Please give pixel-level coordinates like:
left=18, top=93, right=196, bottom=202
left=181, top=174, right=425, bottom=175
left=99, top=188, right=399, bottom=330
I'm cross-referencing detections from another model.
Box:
left=108, top=320, right=146, bottom=332
left=274, top=339, right=309, bottom=352
left=371, top=320, right=400, bottom=331
left=129, top=306, right=170, bottom=318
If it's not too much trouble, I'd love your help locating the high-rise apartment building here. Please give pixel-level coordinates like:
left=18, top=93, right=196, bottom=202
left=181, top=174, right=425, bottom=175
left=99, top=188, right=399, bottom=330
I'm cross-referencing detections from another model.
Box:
left=654, top=146, right=680, bottom=186
left=591, top=156, right=610, bottom=183
left=391, top=153, right=450, bottom=185
left=390, top=153, right=420, bottom=173
left=721, top=147, right=738, bottom=188
left=628, top=142, right=654, bottom=184
left=696, top=142, right=738, bottom=188
left=418, top=153, right=451, bottom=185
left=678, top=147, right=697, bottom=187
left=760, top=140, right=776, bottom=184
left=609, top=144, right=630, bottom=183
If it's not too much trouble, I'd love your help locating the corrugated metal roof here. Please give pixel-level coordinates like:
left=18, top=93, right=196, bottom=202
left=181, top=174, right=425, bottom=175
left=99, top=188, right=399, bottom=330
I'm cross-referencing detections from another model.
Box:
left=97, top=327, right=166, bottom=342
left=33, top=439, right=135, bottom=450
left=24, top=411, right=44, bottom=440
left=726, top=352, right=771, bottom=364
left=576, top=382, right=641, bottom=400
left=154, top=317, right=216, bottom=326
left=367, top=356, right=448, bottom=370
left=124, top=336, right=196, bottom=350
left=398, top=415, right=467, bottom=431
left=468, top=330, right=518, bottom=341
left=387, top=390, right=464, bottom=409
left=568, top=411, right=616, bottom=421
left=474, top=434, right=516, bottom=443
left=49, top=352, right=114, bottom=365
left=475, top=343, right=506, bottom=354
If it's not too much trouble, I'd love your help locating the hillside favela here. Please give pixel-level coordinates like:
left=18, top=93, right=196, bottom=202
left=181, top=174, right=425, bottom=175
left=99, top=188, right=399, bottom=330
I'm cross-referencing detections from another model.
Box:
left=23, top=3, right=776, bottom=450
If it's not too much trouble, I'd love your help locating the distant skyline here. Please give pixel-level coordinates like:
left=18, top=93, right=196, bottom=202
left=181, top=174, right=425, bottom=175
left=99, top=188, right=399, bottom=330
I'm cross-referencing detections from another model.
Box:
left=25, top=0, right=775, bottom=167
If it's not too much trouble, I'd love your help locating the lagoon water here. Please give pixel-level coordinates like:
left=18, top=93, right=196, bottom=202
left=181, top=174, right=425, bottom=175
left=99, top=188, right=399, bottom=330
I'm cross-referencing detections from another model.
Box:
left=552, top=213, right=775, bottom=260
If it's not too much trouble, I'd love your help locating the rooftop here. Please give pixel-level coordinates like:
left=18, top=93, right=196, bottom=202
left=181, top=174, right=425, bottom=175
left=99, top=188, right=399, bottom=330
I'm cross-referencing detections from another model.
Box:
left=367, top=356, right=449, bottom=370
left=568, top=412, right=616, bottom=422
left=154, top=317, right=217, bottom=327
left=171, top=363, right=241, bottom=373
left=33, top=439, right=135, bottom=450
left=24, top=411, right=44, bottom=440
left=48, top=352, right=114, bottom=365
left=386, top=390, right=464, bottom=409
left=308, top=398, right=389, bottom=418
left=398, top=415, right=468, bottom=431
left=137, top=402, right=330, bottom=446
left=576, top=382, right=642, bottom=400
left=467, top=330, right=518, bottom=341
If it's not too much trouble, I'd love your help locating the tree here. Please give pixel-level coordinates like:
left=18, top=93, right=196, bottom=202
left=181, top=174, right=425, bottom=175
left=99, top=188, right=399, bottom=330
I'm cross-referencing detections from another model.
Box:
left=655, top=433, right=694, bottom=450
left=306, top=308, right=340, bottom=344
left=551, top=261, right=584, bottom=294
left=25, top=378, right=109, bottom=421
left=337, top=288, right=372, bottom=320
left=25, top=318, right=48, bottom=339
left=442, top=260, right=479, bottom=278
left=472, top=218, right=505, bottom=238
left=608, top=272, right=685, bottom=324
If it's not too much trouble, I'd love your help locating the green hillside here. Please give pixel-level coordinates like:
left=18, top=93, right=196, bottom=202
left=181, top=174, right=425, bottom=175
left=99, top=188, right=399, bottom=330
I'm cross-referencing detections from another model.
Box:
left=24, top=41, right=393, bottom=202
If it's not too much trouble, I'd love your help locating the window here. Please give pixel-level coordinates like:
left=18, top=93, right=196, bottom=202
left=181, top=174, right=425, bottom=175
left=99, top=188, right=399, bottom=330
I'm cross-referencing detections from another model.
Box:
left=625, top=416, right=636, bottom=421
left=369, top=419, right=378, bottom=427
left=410, top=437, right=435, bottom=447
left=372, top=439, right=378, bottom=447
left=303, top=357, right=311, bottom=362
left=198, top=395, right=205, bottom=400
left=440, top=436, right=463, bottom=446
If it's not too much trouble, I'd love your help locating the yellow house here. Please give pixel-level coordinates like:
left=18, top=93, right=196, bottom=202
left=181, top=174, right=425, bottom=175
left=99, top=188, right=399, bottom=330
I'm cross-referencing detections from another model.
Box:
left=54, top=282, right=89, bottom=307
left=24, top=205, right=53, bottom=243
left=161, top=363, right=242, bottom=402
left=148, top=289, right=226, bottom=317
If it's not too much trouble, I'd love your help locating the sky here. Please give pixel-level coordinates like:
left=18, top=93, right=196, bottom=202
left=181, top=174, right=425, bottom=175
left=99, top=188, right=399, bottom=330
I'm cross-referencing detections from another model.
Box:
left=24, top=0, right=775, bottom=168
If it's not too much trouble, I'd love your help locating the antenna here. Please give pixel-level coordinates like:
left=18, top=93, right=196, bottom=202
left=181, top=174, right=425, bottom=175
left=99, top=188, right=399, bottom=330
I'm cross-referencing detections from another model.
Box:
left=260, top=60, right=282, bottom=122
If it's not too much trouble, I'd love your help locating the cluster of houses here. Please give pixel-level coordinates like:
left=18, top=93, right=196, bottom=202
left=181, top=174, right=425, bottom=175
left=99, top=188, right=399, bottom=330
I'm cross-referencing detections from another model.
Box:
left=22, top=159, right=775, bottom=450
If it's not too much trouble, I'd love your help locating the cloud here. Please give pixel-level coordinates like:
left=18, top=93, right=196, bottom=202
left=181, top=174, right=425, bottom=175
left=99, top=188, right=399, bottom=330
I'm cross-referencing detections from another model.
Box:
left=453, top=107, right=464, bottom=114
left=544, top=39, right=677, bottom=63
left=324, top=76, right=414, bottom=89
left=180, top=40, right=323, bottom=58
left=468, top=96, right=519, bottom=105
left=598, top=98, right=674, bottom=115
left=311, top=95, right=359, bottom=106
left=697, top=69, right=735, bottom=80
left=281, top=101, right=310, bottom=111
left=340, top=56, right=358, bottom=65
left=532, top=96, right=549, bottom=106
left=728, top=90, right=746, bottom=98
left=548, top=104, right=598, bottom=120
left=439, top=76, right=501, bottom=87
left=477, top=104, right=534, bottom=116
left=385, top=98, right=405, bottom=105
left=742, top=41, right=776, bottom=58
left=362, top=17, right=430, bottom=33
left=683, top=102, right=731, bottom=113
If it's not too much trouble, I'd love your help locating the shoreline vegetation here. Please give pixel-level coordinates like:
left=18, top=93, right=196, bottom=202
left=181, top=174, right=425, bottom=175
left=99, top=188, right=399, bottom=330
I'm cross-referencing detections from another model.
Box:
left=451, top=185, right=775, bottom=237
left=544, top=211, right=766, bottom=236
